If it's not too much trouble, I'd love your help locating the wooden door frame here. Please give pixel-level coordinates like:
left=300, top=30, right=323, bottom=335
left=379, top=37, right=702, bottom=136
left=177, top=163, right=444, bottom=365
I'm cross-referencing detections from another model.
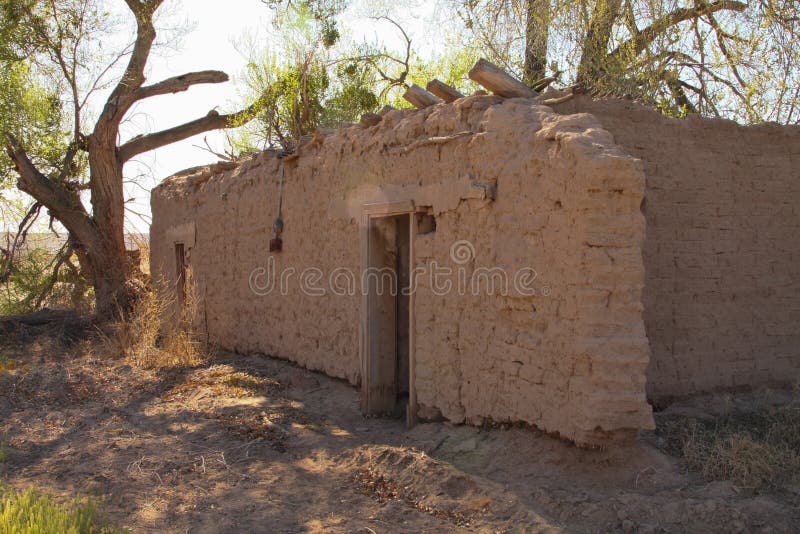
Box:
left=360, top=201, right=419, bottom=426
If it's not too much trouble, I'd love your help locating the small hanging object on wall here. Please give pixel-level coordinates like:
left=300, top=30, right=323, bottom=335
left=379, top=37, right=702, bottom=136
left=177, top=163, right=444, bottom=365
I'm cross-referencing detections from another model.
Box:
left=270, top=165, right=285, bottom=252
left=270, top=214, right=283, bottom=252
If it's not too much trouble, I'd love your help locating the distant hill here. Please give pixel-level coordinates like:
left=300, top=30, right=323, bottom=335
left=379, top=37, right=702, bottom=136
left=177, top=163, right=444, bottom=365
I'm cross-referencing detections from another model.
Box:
left=1, top=232, right=147, bottom=253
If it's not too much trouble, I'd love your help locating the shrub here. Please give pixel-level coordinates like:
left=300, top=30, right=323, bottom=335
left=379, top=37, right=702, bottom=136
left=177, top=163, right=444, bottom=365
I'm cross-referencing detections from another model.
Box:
left=658, top=395, right=800, bottom=489
left=0, top=485, right=118, bottom=533
left=101, top=274, right=206, bottom=370
left=0, top=247, right=90, bottom=316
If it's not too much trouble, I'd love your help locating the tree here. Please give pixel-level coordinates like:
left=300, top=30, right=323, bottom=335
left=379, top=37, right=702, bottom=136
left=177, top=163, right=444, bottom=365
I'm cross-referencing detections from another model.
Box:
left=261, top=0, right=347, bottom=47
left=456, top=1, right=552, bottom=84
left=231, top=5, right=436, bottom=154
left=453, top=0, right=800, bottom=122
left=0, top=0, right=265, bottom=320
left=228, top=2, right=380, bottom=154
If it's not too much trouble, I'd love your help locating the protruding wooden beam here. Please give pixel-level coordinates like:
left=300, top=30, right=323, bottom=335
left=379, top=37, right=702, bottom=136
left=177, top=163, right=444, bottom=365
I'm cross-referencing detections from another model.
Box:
left=403, top=84, right=441, bottom=109
left=359, top=112, right=383, bottom=128
left=468, top=58, right=537, bottom=98
left=378, top=105, right=395, bottom=116
left=532, top=75, right=558, bottom=92
left=426, top=79, right=464, bottom=102
left=541, top=92, right=575, bottom=106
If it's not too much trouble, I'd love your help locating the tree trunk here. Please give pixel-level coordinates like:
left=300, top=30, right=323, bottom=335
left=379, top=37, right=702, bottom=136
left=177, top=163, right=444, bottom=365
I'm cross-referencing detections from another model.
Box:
left=85, top=131, right=136, bottom=319
left=5, top=1, right=261, bottom=325
left=83, top=231, right=136, bottom=319
left=524, top=0, right=549, bottom=84
left=576, top=0, right=623, bottom=89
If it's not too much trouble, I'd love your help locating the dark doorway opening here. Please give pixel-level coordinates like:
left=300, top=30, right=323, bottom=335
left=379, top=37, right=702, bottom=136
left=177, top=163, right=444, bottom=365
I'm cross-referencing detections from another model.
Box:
left=363, top=213, right=411, bottom=418
left=175, top=243, right=186, bottom=307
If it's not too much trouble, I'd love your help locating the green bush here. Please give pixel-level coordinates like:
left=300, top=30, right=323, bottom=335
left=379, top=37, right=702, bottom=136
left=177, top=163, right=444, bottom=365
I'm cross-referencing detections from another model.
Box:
left=0, top=485, right=118, bottom=533
left=0, top=247, right=88, bottom=316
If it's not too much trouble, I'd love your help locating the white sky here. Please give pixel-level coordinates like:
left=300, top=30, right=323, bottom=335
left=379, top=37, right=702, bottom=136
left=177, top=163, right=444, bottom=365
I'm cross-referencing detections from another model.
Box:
left=121, top=0, right=271, bottom=232
left=120, top=0, right=441, bottom=234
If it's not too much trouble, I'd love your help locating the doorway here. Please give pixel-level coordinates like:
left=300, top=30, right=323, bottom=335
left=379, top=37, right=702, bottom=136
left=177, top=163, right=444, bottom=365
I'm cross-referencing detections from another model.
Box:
left=361, top=202, right=417, bottom=423
left=174, top=242, right=187, bottom=307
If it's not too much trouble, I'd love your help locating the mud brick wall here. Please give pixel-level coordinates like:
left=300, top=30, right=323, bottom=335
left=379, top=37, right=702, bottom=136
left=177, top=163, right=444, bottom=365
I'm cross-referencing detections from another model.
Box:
left=557, top=97, right=800, bottom=400
left=150, top=96, right=654, bottom=445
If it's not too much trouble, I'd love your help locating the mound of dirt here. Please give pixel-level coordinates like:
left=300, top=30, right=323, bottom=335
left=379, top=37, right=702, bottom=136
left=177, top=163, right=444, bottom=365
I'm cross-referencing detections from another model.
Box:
left=341, top=444, right=557, bottom=530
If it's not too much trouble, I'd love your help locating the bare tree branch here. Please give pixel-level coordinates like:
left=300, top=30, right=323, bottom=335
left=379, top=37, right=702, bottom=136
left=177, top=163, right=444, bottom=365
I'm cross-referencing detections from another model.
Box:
left=609, top=1, right=747, bottom=60
left=192, top=135, right=237, bottom=161
left=131, top=70, right=230, bottom=102
left=118, top=104, right=261, bottom=162
left=33, top=241, right=73, bottom=309
left=0, top=203, right=41, bottom=284
left=95, top=0, right=165, bottom=133
left=5, top=137, right=95, bottom=240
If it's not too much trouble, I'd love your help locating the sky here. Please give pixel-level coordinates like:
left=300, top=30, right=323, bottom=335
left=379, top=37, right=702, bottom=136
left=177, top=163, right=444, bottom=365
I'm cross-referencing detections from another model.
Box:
left=120, top=0, right=271, bottom=232
left=119, top=0, right=442, bottom=234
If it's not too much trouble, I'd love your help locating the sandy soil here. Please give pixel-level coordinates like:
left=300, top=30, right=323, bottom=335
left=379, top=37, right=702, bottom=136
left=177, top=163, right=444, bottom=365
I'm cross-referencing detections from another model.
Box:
left=0, top=326, right=798, bottom=533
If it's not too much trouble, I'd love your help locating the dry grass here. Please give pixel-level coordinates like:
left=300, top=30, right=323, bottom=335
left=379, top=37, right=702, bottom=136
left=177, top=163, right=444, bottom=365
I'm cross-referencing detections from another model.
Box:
left=101, top=274, right=206, bottom=370
left=165, top=364, right=282, bottom=399
left=128, top=234, right=150, bottom=277
left=657, top=393, right=800, bottom=489
left=0, top=356, right=18, bottom=373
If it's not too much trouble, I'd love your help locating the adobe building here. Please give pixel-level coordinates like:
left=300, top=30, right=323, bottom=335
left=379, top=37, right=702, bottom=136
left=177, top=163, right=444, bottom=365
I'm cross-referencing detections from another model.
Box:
left=150, top=65, right=800, bottom=447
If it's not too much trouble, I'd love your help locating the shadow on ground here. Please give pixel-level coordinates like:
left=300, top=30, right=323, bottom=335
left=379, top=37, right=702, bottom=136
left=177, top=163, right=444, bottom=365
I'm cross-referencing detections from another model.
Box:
left=1, top=327, right=797, bottom=533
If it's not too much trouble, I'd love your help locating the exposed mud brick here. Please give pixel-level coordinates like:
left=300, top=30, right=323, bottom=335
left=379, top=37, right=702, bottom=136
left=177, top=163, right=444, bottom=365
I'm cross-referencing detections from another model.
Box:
left=151, top=97, right=660, bottom=446
left=558, top=96, right=800, bottom=401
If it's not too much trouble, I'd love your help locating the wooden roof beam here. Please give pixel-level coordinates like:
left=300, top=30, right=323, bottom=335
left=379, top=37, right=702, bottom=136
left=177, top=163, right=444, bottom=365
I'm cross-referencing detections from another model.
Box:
left=426, top=79, right=464, bottom=102
left=403, top=84, right=441, bottom=109
left=468, top=58, right=537, bottom=98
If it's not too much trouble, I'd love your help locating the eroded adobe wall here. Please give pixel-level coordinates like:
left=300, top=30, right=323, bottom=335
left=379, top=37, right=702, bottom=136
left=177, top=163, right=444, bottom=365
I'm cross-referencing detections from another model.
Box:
left=555, top=96, right=800, bottom=400
left=151, top=96, right=653, bottom=445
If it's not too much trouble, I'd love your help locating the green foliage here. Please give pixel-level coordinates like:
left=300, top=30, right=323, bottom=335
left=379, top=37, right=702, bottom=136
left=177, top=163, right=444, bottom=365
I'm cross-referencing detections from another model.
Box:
left=0, top=0, right=39, bottom=62
left=0, top=485, right=119, bottom=533
left=0, top=61, right=69, bottom=188
left=322, top=60, right=379, bottom=123
left=230, top=5, right=383, bottom=154
left=232, top=53, right=381, bottom=153
left=384, top=48, right=482, bottom=109
left=412, top=49, right=481, bottom=93
left=0, top=246, right=86, bottom=316
left=265, top=0, right=346, bottom=47
left=0, top=0, right=113, bottom=188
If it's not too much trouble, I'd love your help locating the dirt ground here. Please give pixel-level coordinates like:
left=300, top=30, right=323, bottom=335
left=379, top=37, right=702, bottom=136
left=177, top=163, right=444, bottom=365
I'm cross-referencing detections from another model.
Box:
left=1, top=325, right=798, bottom=533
